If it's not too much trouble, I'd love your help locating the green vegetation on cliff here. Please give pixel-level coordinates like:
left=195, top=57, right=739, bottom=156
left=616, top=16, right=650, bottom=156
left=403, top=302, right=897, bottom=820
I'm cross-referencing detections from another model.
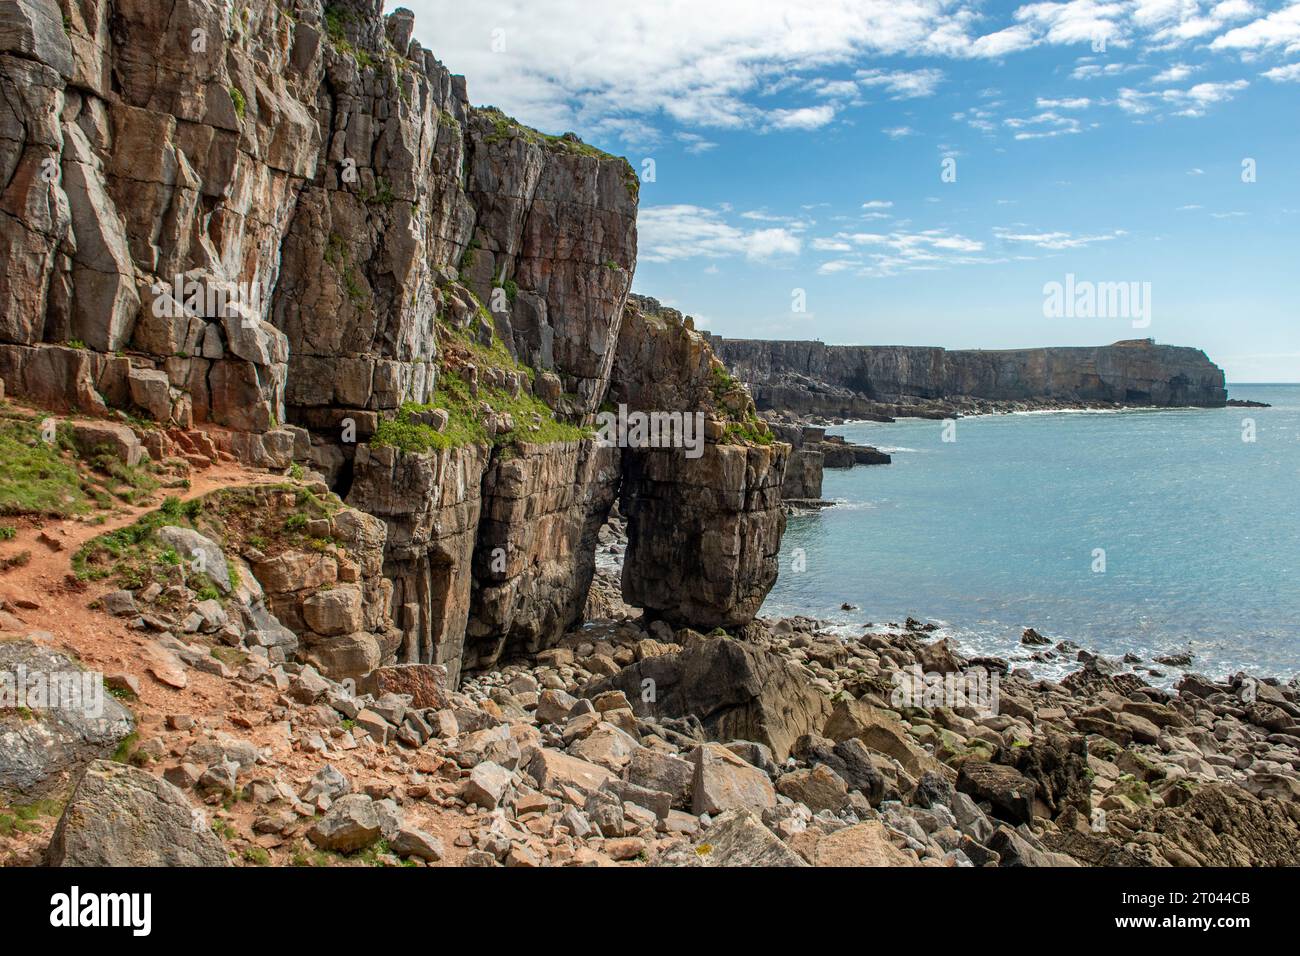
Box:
left=372, top=373, right=588, bottom=454
left=476, top=106, right=639, bottom=199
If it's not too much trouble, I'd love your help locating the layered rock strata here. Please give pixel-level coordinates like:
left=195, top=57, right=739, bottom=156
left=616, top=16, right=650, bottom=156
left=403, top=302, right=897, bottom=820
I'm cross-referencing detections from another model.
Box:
left=708, top=337, right=1228, bottom=420
left=0, top=1, right=787, bottom=684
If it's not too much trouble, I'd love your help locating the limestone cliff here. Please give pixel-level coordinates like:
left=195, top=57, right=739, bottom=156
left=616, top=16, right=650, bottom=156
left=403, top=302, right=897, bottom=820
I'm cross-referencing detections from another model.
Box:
left=0, top=0, right=784, bottom=684
left=708, top=337, right=1228, bottom=419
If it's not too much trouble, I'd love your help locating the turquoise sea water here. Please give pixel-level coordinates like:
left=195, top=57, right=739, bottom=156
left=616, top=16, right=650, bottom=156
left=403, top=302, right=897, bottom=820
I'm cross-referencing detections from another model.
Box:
left=764, top=384, right=1300, bottom=683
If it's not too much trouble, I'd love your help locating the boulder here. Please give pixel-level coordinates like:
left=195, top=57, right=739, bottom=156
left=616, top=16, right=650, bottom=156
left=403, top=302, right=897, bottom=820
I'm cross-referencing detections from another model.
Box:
left=567, top=722, right=640, bottom=772
left=70, top=422, right=143, bottom=467
left=357, top=663, right=450, bottom=710
left=811, top=821, right=916, bottom=867
left=822, top=697, right=946, bottom=779
left=0, top=641, right=135, bottom=801
left=461, top=761, right=512, bottom=810
left=302, top=586, right=364, bottom=637
left=627, top=748, right=693, bottom=809
left=956, top=761, right=1036, bottom=825
left=526, top=749, right=613, bottom=793
left=307, top=794, right=385, bottom=853
left=776, top=763, right=849, bottom=814
left=154, top=527, right=231, bottom=593
left=47, top=761, right=229, bottom=866
left=691, top=742, right=776, bottom=817
left=696, top=809, right=807, bottom=867
left=587, top=636, right=831, bottom=762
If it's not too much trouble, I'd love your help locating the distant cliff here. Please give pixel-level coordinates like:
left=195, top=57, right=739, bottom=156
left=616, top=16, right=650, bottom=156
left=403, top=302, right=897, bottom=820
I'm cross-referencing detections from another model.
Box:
left=706, top=337, right=1228, bottom=419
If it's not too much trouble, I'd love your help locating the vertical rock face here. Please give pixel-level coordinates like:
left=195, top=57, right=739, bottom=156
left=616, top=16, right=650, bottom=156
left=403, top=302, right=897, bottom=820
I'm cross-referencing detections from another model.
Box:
left=611, top=296, right=789, bottom=629
left=464, top=110, right=638, bottom=412
left=466, top=439, right=620, bottom=672
left=619, top=442, right=787, bottom=628
left=346, top=441, right=490, bottom=686
left=708, top=337, right=1228, bottom=416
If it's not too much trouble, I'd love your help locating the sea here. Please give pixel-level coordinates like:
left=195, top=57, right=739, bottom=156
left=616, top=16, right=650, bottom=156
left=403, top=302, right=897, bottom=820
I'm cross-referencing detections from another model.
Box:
left=763, top=384, right=1300, bottom=684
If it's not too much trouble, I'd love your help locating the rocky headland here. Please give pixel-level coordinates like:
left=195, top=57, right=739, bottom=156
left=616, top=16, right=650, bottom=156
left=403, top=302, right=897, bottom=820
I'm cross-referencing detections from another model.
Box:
left=707, top=336, right=1230, bottom=422
left=0, top=0, right=1295, bottom=870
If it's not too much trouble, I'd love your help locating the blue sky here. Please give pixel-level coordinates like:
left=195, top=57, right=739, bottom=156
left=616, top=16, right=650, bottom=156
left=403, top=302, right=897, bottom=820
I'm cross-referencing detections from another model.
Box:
left=397, top=1, right=1300, bottom=382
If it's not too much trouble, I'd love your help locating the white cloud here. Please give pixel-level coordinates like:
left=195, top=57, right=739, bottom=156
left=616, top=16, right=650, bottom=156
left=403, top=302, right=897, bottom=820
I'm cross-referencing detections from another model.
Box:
left=814, top=228, right=992, bottom=276
left=855, top=67, right=945, bottom=98
left=638, top=205, right=802, bottom=263
left=1115, top=79, right=1248, bottom=116
left=394, top=0, right=1283, bottom=150
left=1262, top=61, right=1300, bottom=81
left=1005, top=110, right=1084, bottom=138
left=993, top=227, right=1126, bottom=249
left=767, top=104, right=837, bottom=130
left=883, top=125, right=917, bottom=138
left=1211, top=2, right=1300, bottom=51
left=1015, top=1, right=1128, bottom=47
left=862, top=200, right=894, bottom=209
left=1149, top=62, right=1195, bottom=83
left=1036, top=96, right=1092, bottom=108
left=676, top=132, right=718, bottom=154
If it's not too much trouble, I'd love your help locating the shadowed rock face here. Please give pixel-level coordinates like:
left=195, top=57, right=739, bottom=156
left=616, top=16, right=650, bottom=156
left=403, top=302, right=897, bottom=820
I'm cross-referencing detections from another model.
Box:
left=466, top=439, right=621, bottom=672
left=346, top=441, right=490, bottom=687
left=611, top=296, right=790, bottom=630
left=619, top=443, right=787, bottom=629
left=708, top=337, right=1228, bottom=416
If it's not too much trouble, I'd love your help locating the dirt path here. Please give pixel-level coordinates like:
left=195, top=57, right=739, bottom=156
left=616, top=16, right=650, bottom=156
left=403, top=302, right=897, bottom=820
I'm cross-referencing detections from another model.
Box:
left=0, top=449, right=293, bottom=746
left=0, top=422, right=482, bottom=868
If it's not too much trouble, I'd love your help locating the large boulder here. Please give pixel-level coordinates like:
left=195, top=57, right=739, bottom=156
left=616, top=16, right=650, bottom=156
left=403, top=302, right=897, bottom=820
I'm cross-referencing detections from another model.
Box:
left=811, top=821, right=916, bottom=867
left=695, top=809, right=807, bottom=867
left=587, top=636, right=831, bottom=762
left=822, top=696, right=947, bottom=779
left=47, top=761, right=230, bottom=866
left=0, top=641, right=135, bottom=801
left=307, top=794, right=387, bottom=854
left=357, top=663, right=450, bottom=709
left=154, top=526, right=231, bottom=593
left=956, top=761, right=1037, bottom=825
left=691, top=742, right=776, bottom=817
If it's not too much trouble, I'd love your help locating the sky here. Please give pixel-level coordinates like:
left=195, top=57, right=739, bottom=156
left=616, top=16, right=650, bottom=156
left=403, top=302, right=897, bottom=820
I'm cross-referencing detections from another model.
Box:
left=393, top=1, right=1300, bottom=382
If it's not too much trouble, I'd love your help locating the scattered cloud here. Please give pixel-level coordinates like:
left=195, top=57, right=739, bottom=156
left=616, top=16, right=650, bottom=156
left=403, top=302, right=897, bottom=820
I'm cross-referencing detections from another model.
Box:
left=993, top=227, right=1127, bottom=250
left=855, top=67, right=945, bottom=99
left=767, top=104, right=837, bottom=130
left=1261, top=61, right=1300, bottom=81
left=400, top=0, right=1297, bottom=149
left=1116, top=79, right=1249, bottom=117
left=638, top=205, right=803, bottom=263
left=1150, top=62, right=1196, bottom=84
left=1036, top=96, right=1092, bottom=109
left=882, top=125, right=917, bottom=138
left=675, top=131, right=718, bottom=154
